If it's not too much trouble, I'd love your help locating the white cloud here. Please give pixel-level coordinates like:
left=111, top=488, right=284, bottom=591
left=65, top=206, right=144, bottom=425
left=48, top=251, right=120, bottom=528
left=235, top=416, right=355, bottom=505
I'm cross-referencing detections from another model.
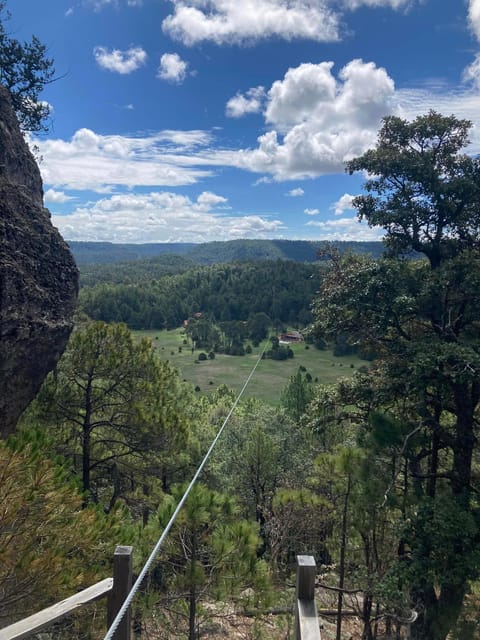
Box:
left=65, top=7, right=74, bottom=16
left=86, top=0, right=142, bottom=9
left=304, top=208, right=319, bottom=215
left=332, top=193, right=356, bottom=215
left=463, top=54, right=480, bottom=90
left=287, top=187, right=304, bottom=197
left=196, top=191, right=229, bottom=209
left=265, top=62, right=337, bottom=131
left=306, top=216, right=384, bottom=241
left=156, top=130, right=213, bottom=148
left=396, top=86, right=480, bottom=153
left=94, top=46, right=147, bottom=74
left=254, top=176, right=273, bottom=186
left=343, top=0, right=412, bottom=9
left=162, top=0, right=340, bottom=46
left=157, top=53, right=189, bottom=83
left=44, top=189, right=75, bottom=204
left=226, top=86, right=266, bottom=118
left=213, top=59, right=396, bottom=180
left=52, top=191, right=284, bottom=243
left=34, top=128, right=214, bottom=192
left=87, top=0, right=115, bottom=9
left=469, top=0, right=480, bottom=41
left=464, top=1, right=480, bottom=89
left=214, top=60, right=480, bottom=180
left=161, top=0, right=417, bottom=46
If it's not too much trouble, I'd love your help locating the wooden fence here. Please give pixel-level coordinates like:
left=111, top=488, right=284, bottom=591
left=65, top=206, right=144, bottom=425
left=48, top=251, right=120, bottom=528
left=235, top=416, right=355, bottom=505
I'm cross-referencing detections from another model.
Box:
left=1, top=549, right=321, bottom=640
left=0, top=546, right=133, bottom=640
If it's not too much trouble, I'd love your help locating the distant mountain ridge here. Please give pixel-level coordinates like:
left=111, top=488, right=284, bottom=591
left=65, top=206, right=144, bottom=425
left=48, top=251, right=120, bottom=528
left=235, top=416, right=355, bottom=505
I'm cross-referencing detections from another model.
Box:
left=69, top=239, right=385, bottom=265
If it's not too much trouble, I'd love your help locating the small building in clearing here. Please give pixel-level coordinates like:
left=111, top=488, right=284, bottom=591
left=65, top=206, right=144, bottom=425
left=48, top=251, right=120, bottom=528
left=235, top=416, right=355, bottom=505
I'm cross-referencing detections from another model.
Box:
left=278, top=331, right=304, bottom=344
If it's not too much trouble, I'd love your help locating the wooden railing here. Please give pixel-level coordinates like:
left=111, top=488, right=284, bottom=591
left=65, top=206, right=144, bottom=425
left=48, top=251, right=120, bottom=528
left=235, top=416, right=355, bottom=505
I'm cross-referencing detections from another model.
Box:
left=295, top=555, right=321, bottom=640
left=0, top=546, right=133, bottom=640
left=1, top=549, right=321, bottom=640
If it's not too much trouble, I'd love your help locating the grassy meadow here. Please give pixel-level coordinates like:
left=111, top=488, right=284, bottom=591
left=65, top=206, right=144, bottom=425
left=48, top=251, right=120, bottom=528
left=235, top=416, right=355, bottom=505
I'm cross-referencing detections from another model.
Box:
left=135, top=328, right=365, bottom=405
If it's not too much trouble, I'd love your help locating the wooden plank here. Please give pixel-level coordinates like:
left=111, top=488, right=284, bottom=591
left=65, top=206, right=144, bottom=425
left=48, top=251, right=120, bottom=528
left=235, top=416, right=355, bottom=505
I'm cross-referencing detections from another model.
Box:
left=297, top=599, right=322, bottom=640
left=0, top=578, right=113, bottom=640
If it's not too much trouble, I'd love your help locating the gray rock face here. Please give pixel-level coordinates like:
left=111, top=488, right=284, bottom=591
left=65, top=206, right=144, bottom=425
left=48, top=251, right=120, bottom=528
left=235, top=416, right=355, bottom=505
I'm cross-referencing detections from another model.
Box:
left=0, top=86, right=78, bottom=438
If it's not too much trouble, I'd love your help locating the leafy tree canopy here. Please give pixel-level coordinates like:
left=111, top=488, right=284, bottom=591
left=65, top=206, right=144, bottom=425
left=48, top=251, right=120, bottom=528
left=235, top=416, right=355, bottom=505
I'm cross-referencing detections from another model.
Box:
left=26, top=321, right=190, bottom=510
left=0, top=1, right=54, bottom=131
left=347, top=111, right=480, bottom=268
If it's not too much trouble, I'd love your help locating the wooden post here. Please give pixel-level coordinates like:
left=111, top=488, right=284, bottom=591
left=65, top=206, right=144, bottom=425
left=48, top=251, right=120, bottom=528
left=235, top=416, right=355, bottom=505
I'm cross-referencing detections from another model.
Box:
left=107, top=545, right=133, bottom=640
left=296, top=556, right=316, bottom=601
left=295, top=556, right=321, bottom=640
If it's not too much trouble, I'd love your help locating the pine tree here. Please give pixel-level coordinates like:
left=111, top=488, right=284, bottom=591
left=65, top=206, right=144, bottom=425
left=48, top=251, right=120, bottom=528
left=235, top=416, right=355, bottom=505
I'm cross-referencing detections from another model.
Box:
left=145, top=483, right=270, bottom=639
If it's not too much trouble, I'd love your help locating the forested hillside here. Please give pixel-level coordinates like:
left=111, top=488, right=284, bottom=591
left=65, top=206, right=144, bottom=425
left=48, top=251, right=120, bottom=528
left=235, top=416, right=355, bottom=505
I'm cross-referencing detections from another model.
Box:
left=76, top=240, right=388, bottom=333
left=80, top=254, right=196, bottom=287
left=70, top=238, right=385, bottom=266
left=79, top=259, right=320, bottom=329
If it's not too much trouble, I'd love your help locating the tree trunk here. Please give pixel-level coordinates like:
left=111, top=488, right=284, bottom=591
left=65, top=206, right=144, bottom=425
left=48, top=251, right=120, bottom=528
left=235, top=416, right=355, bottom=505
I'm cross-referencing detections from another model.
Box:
left=373, top=602, right=380, bottom=639
left=362, top=594, right=374, bottom=640
left=82, top=424, right=90, bottom=498
left=434, top=583, right=466, bottom=640
left=426, top=407, right=441, bottom=499
left=189, top=585, right=196, bottom=640
left=451, top=384, right=476, bottom=501
left=82, top=374, right=93, bottom=502
left=189, top=533, right=197, bottom=640
left=336, top=473, right=351, bottom=640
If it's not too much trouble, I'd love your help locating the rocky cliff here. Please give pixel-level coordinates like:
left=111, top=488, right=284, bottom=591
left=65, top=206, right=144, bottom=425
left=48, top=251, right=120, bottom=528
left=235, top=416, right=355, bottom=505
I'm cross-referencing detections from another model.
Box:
left=0, top=86, right=78, bottom=438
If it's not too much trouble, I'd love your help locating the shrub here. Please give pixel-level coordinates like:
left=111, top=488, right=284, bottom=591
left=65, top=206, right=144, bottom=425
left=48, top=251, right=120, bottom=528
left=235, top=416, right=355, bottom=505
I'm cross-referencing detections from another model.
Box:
left=227, top=345, right=245, bottom=356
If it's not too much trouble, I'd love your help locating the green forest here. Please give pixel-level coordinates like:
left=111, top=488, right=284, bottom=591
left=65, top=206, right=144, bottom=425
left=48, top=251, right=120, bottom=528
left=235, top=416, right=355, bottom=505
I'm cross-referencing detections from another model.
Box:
left=78, top=260, right=321, bottom=330
left=3, top=102, right=480, bottom=640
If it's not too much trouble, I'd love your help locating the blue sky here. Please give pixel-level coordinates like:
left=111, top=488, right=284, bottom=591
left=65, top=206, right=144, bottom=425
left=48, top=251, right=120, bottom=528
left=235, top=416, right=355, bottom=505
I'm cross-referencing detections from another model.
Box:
left=10, top=0, right=480, bottom=243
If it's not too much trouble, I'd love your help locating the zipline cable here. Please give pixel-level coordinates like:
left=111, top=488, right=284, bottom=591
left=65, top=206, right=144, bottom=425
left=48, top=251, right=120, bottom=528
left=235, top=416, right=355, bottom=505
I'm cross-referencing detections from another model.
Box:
left=103, top=337, right=271, bottom=640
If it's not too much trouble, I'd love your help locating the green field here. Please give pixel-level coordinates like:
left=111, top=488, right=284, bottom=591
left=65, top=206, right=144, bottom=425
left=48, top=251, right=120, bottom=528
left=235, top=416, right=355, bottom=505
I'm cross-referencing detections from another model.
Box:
left=135, top=329, right=365, bottom=405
